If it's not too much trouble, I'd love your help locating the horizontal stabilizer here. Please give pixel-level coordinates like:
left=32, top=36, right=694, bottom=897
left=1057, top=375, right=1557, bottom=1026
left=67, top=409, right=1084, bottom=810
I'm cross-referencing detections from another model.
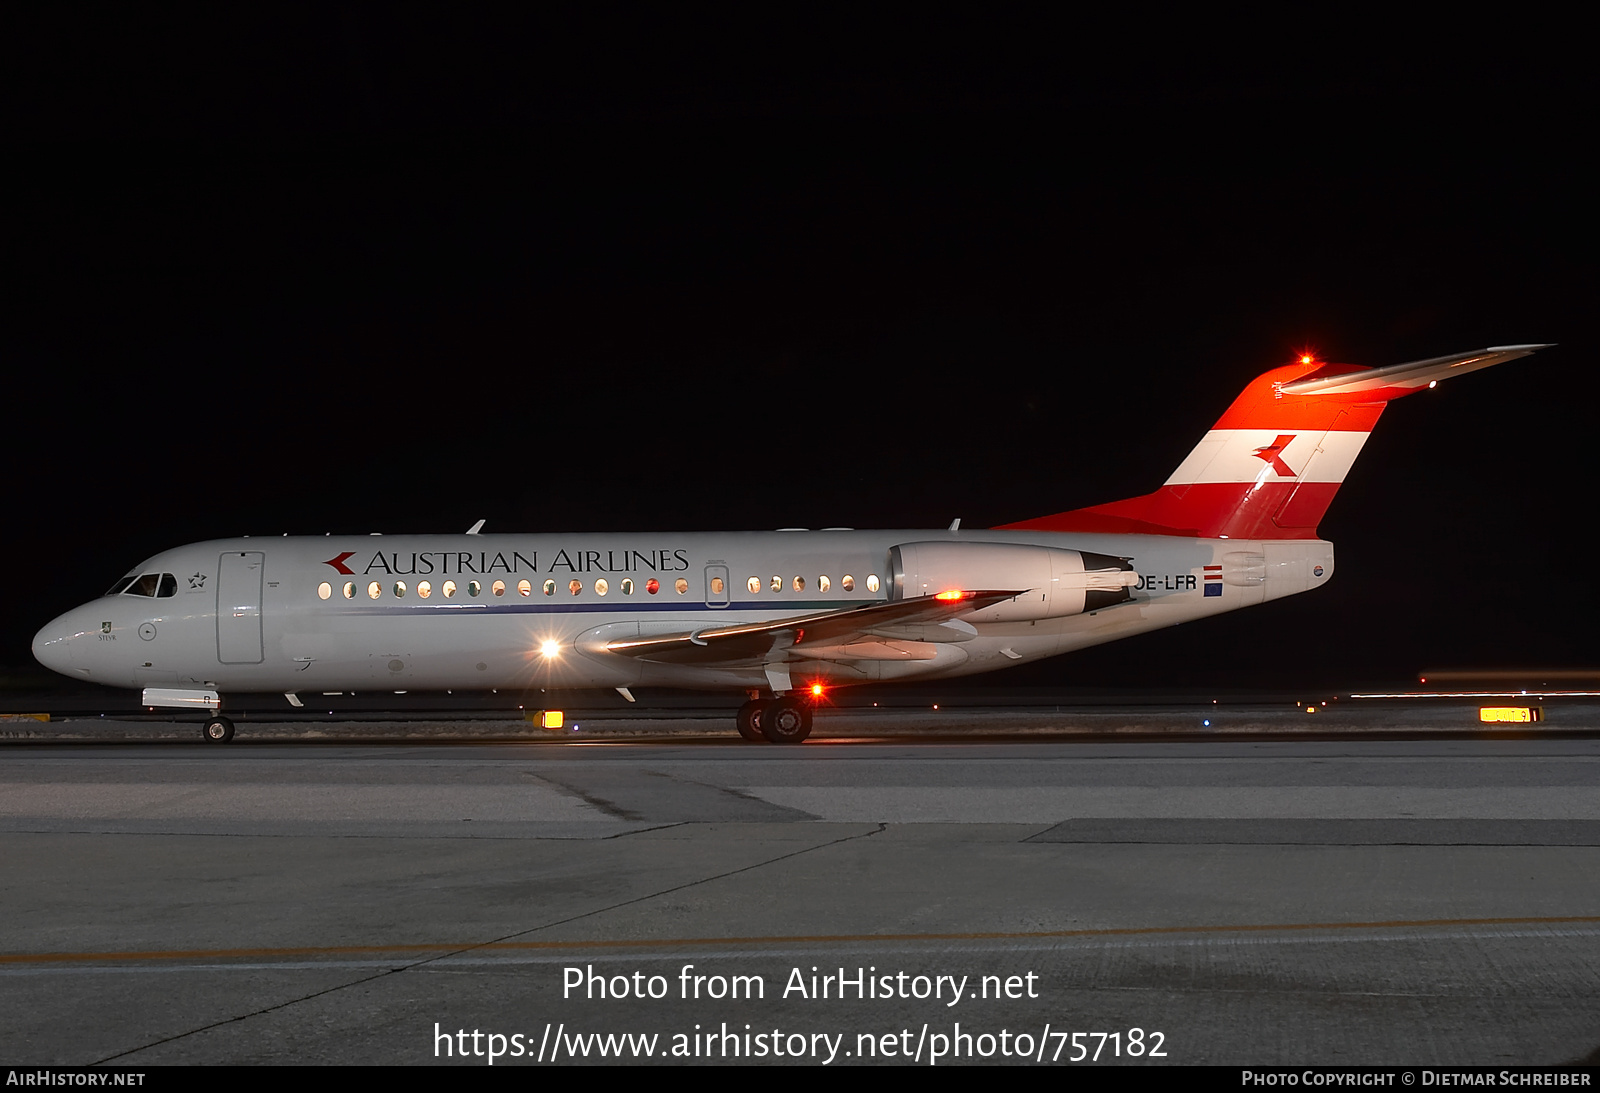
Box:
left=1279, top=345, right=1550, bottom=396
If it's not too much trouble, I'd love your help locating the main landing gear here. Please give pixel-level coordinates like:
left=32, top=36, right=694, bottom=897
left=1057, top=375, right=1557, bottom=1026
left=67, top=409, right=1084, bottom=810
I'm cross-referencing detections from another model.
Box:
left=736, top=700, right=766, bottom=742
left=735, top=696, right=814, bottom=744
left=201, top=715, right=235, bottom=744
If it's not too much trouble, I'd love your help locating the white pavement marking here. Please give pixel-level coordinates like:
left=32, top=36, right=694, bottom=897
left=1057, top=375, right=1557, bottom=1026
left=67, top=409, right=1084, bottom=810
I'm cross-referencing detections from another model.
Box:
left=9, top=925, right=1600, bottom=976
left=0, top=782, right=613, bottom=823
left=740, top=785, right=1600, bottom=822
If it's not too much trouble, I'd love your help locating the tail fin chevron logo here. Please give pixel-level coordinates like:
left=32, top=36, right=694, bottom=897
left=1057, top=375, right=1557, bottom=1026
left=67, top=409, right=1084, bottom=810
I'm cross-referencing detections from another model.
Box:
left=1251, top=435, right=1298, bottom=477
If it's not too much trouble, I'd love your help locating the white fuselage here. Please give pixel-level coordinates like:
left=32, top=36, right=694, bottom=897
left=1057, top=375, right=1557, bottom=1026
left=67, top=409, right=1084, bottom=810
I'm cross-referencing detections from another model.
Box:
left=32, top=530, right=1333, bottom=696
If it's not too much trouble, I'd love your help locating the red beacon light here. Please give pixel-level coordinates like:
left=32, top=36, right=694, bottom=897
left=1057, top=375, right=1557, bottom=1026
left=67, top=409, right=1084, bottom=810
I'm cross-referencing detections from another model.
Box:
left=810, top=683, right=825, bottom=698
left=935, top=589, right=967, bottom=601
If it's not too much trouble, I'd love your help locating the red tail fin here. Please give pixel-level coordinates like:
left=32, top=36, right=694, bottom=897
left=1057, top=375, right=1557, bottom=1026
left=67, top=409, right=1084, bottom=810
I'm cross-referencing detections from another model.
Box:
left=999, top=345, right=1546, bottom=540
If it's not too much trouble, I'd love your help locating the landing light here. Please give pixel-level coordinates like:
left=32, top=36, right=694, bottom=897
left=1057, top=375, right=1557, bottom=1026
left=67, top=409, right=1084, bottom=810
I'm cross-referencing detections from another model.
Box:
left=540, top=640, right=561, bottom=658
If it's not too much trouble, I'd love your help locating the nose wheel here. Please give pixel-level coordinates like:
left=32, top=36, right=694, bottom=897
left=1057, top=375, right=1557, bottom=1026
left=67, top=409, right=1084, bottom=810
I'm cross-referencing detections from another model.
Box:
left=202, top=716, right=235, bottom=744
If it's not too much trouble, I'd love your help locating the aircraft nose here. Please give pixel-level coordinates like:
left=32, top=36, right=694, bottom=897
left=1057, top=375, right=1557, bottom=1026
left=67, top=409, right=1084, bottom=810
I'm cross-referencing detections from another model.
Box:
left=33, top=609, right=92, bottom=678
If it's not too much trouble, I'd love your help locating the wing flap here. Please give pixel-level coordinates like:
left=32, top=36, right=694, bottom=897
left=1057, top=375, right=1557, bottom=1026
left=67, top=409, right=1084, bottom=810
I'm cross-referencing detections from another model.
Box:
left=604, top=590, right=1024, bottom=665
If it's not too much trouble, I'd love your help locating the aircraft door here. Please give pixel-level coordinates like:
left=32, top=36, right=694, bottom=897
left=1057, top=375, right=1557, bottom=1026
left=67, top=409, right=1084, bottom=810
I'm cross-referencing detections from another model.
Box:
left=217, top=551, right=265, bottom=664
left=705, top=564, right=730, bottom=608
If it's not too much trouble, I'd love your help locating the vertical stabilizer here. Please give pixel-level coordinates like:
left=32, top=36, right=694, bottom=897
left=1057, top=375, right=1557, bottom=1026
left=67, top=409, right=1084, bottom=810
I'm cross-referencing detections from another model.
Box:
left=1000, top=345, right=1547, bottom=539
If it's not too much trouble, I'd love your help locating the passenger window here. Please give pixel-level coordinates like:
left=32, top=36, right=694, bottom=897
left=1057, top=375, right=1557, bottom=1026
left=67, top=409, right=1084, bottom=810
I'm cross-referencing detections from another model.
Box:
left=106, top=576, right=138, bottom=596
left=343, top=582, right=356, bottom=599
left=595, top=578, right=609, bottom=596
left=318, top=582, right=332, bottom=600
left=674, top=578, right=688, bottom=595
left=711, top=576, right=725, bottom=595
left=569, top=579, right=583, bottom=595
left=842, top=574, right=855, bottom=591
left=157, top=573, right=177, bottom=597
left=793, top=576, right=805, bottom=592
left=621, top=579, right=634, bottom=595
left=747, top=576, right=761, bottom=594
left=394, top=582, right=407, bottom=598
left=468, top=580, right=481, bottom=597
left=368, top=582, right=382, bottom=600
left=543, top=579, right=556, bottom=596
left=517, top=579, right=531, bottom=597
left=492, top=580, right=506, bottom=597
left=418, top=581, right=432, bottom=599
left=442, top=580, right=456, bottom=598
left=818, top=575, right=831, bottom=592
left=770, top=576, right=782, bottom=592
left=867, top=574, right=880, bottom=593
left=646, top=578, right=660, bottom=595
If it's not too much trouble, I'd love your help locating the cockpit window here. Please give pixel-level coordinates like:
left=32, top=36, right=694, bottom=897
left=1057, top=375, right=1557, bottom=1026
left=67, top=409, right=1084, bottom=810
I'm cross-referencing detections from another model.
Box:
left=112, top=572, right=177, bottom=597
left=120, top=573, right=162, bottom=597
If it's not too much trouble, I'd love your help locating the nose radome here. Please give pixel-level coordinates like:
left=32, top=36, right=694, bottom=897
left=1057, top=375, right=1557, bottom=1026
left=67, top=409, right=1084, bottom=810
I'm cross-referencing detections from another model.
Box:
left=33, top=610, right=90, bottom=678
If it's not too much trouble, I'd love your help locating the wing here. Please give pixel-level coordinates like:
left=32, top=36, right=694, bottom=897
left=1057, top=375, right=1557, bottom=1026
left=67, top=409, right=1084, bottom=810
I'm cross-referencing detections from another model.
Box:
left=604, top=589, right=1026, bottom=665
left=1278, top=344, right=1551, bottom=396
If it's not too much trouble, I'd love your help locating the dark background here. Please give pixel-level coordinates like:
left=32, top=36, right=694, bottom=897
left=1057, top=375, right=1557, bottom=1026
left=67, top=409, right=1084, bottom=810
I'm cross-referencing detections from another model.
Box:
left=5, top=15, right=1593, bottom=694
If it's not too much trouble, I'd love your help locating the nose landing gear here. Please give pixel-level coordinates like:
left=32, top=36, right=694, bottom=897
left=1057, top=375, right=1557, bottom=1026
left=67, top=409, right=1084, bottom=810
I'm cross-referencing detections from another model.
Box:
left=202, top=716, right=235, bottom=744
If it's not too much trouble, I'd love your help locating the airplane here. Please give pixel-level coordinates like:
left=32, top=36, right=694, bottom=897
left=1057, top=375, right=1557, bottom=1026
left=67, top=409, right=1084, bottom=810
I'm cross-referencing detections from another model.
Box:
left=32, top=344, right=1548, bottom=744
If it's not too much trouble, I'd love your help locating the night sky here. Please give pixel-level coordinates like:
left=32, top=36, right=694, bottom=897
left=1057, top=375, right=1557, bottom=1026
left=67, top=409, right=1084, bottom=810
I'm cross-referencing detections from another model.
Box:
left=8, top=19, right=1593, bottom=690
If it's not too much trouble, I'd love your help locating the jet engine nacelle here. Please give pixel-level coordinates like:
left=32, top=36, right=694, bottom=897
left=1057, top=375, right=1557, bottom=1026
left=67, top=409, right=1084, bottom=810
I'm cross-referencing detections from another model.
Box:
left=887, top=541, right=1138, bottom=623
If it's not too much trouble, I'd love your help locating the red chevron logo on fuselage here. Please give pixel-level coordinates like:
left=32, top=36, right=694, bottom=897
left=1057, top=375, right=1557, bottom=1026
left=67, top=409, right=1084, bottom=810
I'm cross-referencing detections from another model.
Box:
left=1252, top=434, right=1297, bottom=477
left=323, top=552, right=357, bottom=575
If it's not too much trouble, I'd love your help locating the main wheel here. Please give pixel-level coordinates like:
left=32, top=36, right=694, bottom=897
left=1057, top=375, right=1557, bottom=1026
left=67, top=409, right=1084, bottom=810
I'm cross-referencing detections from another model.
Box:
left=761, top=698, right=812, bottom=744
left=202, top=716, right=235, bottom=744
left=736, top=700, right=767, bottom=742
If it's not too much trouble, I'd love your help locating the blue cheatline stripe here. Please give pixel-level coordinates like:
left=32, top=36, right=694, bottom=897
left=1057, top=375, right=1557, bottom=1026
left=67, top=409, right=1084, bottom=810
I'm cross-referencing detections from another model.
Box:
left=324, top=599, right=883, bottom=617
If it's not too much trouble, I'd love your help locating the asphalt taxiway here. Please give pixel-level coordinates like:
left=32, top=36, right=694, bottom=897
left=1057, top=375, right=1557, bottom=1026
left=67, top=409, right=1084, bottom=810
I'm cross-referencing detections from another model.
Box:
left=3, top=731, right=1599, bottom=1065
